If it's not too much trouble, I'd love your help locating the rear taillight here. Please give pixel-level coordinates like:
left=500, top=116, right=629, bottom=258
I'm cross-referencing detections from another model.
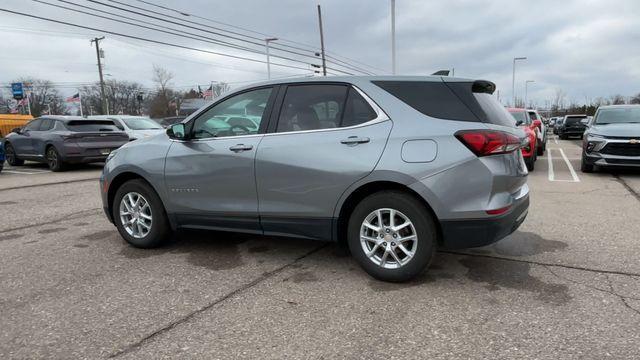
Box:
left=455, top=130, right=521, bottom=157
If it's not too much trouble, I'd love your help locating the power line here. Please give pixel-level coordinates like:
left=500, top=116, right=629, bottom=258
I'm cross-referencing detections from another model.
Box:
left=0, top=7, right=315, bottom=72
left=98, top=0, right=375, bottom=75
left=129, top=0, right=384, bottom=74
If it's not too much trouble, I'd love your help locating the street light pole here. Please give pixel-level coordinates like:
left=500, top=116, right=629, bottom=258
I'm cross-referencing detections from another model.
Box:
left=264, top=37, right=278, bottom=80
left=512, top=56, right=527, bottom=107
left=391, top=0, right=396, bottom=75
left=91, top=36, right=108, bottom=115
left=524, top=80, right=535, bottom=109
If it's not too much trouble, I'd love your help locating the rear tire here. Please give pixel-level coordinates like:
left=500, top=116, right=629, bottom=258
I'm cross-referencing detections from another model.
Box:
left=347, top=191, right=437, bottom=282
left=5, top=143, right=24, bottom=166
left=46, top=146, right=66, bottom=172
left=113, top=179, right=171, bottom=248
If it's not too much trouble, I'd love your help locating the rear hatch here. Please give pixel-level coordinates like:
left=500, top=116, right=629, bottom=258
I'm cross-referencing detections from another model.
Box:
left=63, top=120, right=129, bottom=152
left=564, top=116, right=587, bottom=130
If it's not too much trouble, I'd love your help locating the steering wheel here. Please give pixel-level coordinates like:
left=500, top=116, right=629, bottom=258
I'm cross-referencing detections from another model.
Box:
left=229, top=125, right=251, bottom=134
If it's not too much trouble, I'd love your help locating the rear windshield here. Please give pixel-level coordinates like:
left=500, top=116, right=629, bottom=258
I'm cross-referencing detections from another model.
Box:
left=64, top=120, right=120, bottom=132
left=373, top=80, right=515, bottom=127
left=595, top=108, right=640, bottom=124
left=565, top=116, right=586, bottom=126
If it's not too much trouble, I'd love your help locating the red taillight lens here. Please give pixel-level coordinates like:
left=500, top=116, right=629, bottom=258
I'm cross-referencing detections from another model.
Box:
left=455, top=130, right=521, bottom=157
left=486, top=205, right=511, bottom=215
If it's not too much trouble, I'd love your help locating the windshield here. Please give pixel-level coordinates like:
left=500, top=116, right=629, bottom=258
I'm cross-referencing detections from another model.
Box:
left=595, top=107, right=640, bottom=124
left=508, top=111, right=529, bottom=125
left=121, top=117, right=162, bottom=130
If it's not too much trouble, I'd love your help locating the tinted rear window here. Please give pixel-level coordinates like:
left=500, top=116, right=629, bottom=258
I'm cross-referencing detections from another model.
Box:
left=373, top=81, right=478, bottom=121
left=373, top=80, right=514, bottom=127
left=565, top=116, right=586, bottom=125
left=64, top=120, right=120, bottom=132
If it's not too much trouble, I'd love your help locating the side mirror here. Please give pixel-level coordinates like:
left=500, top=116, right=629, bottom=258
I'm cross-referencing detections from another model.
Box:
left=532, top=119, right=542, bottom=129
left=11, top=127, right=22, bottom=134
left=515, top=120, right=523, bottom=126
left=167, top=123, right=187, bottom=140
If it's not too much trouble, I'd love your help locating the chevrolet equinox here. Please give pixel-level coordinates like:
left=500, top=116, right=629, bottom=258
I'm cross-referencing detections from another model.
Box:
left=100, top=76, right=529, bottom=282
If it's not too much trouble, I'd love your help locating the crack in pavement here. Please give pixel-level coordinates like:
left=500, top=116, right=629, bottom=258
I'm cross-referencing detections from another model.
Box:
left=543, top=265, right=640, bottom=302
left=107, top=243, right=329, bottom=358
left=613, top=174, right=640, bottom=203
left=604, top=273, right=640, bottom=317
left=0, top=208, right=102, bottom=235
left=440, top=250, right=640, bottom=278
left=0, top=177, right=99, bottom=193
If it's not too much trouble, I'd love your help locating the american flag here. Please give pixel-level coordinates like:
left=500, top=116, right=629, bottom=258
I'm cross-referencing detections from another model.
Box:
left=203, top=86, right=213, bottom=99
left=66, top=93, right=81, bottom=103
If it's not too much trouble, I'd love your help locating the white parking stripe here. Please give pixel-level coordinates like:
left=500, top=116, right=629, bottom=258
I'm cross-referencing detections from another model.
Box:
left=3, top=170, right=41, bottom=175
left=553, top=135, right=558, bottom=144
left=547, top=148, right=555, bottom=181
left=559, top=148, right=580, bottom=182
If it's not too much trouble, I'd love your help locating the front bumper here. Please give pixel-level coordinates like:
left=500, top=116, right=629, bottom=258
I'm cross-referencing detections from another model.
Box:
left=584, top=153, right=640, bottom=167
left=583, top=137, right=640, bottom=167
left=439, top=193, right=529, bottom=249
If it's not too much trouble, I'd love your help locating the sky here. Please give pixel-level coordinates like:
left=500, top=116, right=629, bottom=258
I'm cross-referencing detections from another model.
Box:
left=1, top=0, right=639, bottom=107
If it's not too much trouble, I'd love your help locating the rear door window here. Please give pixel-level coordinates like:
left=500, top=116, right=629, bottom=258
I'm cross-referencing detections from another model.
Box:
left=341, top=88, right=378, bottom=127
left=276, top=84, right=348, bottom=132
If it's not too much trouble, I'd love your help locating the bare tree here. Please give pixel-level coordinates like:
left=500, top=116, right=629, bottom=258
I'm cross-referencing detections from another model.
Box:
left=11, top=78, right=66, bottom=116
left=610, top=94, right=626, bottom=105
left=631, top=93, right=640, bottom=105
left=149, top=65, right=175, bottom=118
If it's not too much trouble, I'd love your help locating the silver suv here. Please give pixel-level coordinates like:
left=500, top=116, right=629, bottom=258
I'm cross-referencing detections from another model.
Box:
left=100, top=76, right=529, bottom=282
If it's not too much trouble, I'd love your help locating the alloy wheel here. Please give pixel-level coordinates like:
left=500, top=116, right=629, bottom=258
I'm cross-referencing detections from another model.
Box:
left=119, top=192, right=153, bottom=239
left=360, top=208, right=418, bottom=269
left=46, top=148, right=58, bottom=169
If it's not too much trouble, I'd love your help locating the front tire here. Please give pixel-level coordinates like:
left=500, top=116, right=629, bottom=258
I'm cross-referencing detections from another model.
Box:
left=347, top=191, right=437, bottom=282
left=46, top=146, right=66, bottom=172
left=5, top=143, right=24, bottom=166
left=113, top=179, right=171, bottom=248
left=581, top=155, right=594, bottom=173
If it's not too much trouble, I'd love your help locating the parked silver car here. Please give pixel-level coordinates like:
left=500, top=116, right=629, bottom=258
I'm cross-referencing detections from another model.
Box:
left=581, top=105, right=640, bottom=172
left=4, top=116, right=129, bottom=171
left=89, top=115, right=164, bottom=141
left=100, top=76, right=529, bottom=281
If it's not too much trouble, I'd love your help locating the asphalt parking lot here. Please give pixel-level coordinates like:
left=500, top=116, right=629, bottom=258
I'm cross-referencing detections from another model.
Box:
left=1, top=137, right=639, bottom=359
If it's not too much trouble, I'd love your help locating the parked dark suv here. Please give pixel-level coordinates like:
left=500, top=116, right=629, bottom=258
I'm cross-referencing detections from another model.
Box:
left=557, top=114, right=588, bottom=139
left=101, top=76, right=529, bottom=282
left=4, top=116, right=129, bottom=171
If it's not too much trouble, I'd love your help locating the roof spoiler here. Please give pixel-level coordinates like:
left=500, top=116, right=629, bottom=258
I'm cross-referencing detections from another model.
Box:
left=472, top=80, right=496, bottom=94
left=432, top=70, right=450, bottom=76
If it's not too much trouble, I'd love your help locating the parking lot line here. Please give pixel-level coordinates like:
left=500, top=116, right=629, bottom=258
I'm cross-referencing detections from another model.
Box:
left=559, top=148, right=580, bottom=182
left=3, top=170, right=44, bottom=175
left=546, top=148, right=580, bottom=183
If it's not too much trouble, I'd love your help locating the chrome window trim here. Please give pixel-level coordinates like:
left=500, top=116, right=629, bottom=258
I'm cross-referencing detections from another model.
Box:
left=170, top=84, right=390, bottom=143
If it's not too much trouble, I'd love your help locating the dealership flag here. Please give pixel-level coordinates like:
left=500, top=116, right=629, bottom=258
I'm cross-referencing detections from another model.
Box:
left=66, top=93, right=81, bottom=103
left=203, top=85, right=213, bottom=99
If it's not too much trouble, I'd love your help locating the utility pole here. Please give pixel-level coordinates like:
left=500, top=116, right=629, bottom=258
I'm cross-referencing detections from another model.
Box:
left=512, top=56, right=526, bottom=107
left=391, top=0, right=396, bottom=75
left=91, top=36, right=108, bottom=115
left=317, top=5, right=327, bottom=76
left=264, top=37, right=278, bottom=80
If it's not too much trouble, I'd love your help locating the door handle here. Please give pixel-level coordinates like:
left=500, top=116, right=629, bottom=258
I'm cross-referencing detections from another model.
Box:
left=229, top=144, right=253, bottom=152
left=340, top=136, right=370, bottom=145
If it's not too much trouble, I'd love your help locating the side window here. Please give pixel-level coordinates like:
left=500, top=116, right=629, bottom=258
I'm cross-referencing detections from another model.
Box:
left=113, top=120, right=125, bottom=131
left=24, top=119, right=42, bottom=131
left=39, top=119, right=54, bottom=131
left=192, top=87, right=272, bottom=139
left=276, top=84, right=348, bottom=132
left=528, top=112, right=537, bottom=121
left=342, top=88, right=378, bottom=127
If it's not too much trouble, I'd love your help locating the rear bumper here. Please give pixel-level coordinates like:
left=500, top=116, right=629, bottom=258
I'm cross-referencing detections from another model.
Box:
left=559, top=129, right=585, bottom=136
left=439, top=194, right=529, bottom=249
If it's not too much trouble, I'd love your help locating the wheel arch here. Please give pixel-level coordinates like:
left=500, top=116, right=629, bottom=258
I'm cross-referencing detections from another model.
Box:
left=107, top=171, right=168, bottom=225
left=334, top=178, right=442, bottom=247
